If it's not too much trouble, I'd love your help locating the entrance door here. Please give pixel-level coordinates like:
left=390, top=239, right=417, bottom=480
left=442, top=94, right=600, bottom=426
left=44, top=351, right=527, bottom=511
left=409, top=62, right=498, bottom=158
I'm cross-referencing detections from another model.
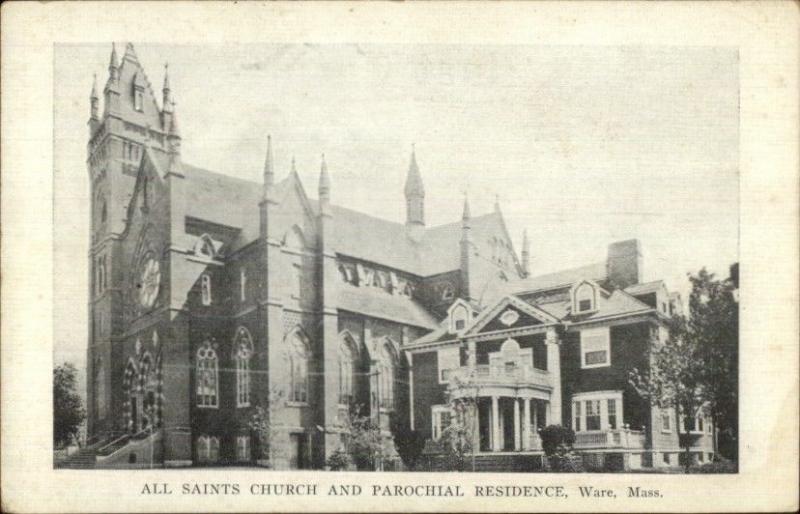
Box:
left=479, top=400, right=492, bottom=452
left=502, top=399, right=515, bottom=451
left=289, top=434, right=308, bottom=469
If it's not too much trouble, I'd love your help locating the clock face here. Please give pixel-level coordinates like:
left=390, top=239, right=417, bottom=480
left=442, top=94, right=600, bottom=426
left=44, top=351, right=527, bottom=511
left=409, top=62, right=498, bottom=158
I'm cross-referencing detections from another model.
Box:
left=139, top=258, right=160, bottom=308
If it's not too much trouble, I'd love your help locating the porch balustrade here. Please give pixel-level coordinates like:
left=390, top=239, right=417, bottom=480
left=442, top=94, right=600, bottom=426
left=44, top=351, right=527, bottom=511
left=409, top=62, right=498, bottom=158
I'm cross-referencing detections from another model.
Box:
left=573, top=428, right=646, bottom=450
left=448, top=364, right=551, bottom=389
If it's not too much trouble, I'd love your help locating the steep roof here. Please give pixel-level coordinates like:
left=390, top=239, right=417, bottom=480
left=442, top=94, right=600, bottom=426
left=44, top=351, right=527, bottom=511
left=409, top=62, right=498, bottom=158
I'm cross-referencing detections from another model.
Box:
left=512, top=261, right=607, bottom=293
left=624, top=280, right=665, bottom=296
left=176, top=165, right=510, bottom=278
left=337, top=283, right=438, bottom=329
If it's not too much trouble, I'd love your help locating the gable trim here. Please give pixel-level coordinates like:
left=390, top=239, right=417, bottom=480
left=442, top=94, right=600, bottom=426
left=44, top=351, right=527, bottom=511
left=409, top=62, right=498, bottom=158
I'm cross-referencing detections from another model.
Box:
left=465, top=295, right=560, bottom=336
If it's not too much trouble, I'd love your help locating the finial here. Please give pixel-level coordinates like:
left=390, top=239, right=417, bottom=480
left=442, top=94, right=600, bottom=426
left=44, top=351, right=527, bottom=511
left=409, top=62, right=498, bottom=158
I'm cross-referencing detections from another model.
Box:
left=494, top=194, right=501, bottom=213
left=291, top=156, right=297, bottom=175
left=91, top=73, right=98, bottom=99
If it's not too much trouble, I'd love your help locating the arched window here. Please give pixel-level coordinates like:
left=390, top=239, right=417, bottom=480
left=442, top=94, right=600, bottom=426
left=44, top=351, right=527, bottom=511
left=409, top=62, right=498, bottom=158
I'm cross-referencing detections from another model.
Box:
left=196, top=435, right=220, bottom=463
left=196, top=342, right=218, bottom=408
left=101, top=201, right=107, bottom=223
left=501, top=338, right=520, bottom=372
left=234, top=327, right=253, bottom=407
left=378, top=343, right=397, bottom=410
left=123, top=359, right=138, bottom=433
left=338, top=336, right=357, bottom=405
left=201, top=274, right=212, bottom=306
left=452, top=304, right=469, bottom=332
left=288, top=330, right=310, bottom=403
left=573, top=281, right=596, bottom=313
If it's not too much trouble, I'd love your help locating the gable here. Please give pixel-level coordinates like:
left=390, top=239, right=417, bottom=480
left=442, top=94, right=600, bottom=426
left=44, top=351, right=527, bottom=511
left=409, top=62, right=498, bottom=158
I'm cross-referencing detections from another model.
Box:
left=479, top=305, right=542, bottom=333
left=466, top=295, right=559, bottom=336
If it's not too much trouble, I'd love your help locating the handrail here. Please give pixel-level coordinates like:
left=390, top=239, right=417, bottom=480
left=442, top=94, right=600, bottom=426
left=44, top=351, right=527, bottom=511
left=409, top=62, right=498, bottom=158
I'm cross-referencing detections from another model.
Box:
left=96, top=427, right=152, bottom=455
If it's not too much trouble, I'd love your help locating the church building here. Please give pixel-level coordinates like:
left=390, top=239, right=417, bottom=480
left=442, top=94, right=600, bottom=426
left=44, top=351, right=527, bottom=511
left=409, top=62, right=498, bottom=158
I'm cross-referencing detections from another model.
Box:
left=83, top=44, right=714, bottom=471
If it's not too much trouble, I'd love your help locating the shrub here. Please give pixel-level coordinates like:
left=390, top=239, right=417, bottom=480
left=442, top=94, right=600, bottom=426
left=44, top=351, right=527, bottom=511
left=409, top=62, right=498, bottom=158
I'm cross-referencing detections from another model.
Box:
left=538, top=425, right=582, bottom=473
left=326, top=448, right=353, bottom=471
left=392, top=422, right=426, bottom=471
left=691, top=457, right=737, bottom=474
left=539, top=425, right=576, bottom=456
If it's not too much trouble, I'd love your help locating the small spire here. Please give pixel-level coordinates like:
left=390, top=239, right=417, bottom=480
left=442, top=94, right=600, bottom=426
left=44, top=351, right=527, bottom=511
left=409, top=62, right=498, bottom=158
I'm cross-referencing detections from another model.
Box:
left=291, top=156, right=298, bottom=176
left=163, top=63, right=171, bottom=92
left=108, top=43, right=119, bottom=79
left=319, top=153, right=331, bottom=202
left=521, top=229, right=530, bottom=276
left=90, top=74, right=99, bottom=99
left=494, top=194, right=501, bottom=213
left=462, top=195, right=471, bottom=221
left=263, top=135, right=274, bottom=187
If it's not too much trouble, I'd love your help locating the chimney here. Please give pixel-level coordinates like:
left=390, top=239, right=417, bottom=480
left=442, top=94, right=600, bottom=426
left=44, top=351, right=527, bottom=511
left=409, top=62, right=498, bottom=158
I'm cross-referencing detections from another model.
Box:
left=606, top=239, right=642, bottom=289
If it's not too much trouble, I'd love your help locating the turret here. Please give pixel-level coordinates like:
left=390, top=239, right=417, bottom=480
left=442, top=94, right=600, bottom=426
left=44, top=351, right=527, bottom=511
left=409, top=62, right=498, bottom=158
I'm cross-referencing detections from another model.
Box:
left=404, top=145, right=425, bottom=227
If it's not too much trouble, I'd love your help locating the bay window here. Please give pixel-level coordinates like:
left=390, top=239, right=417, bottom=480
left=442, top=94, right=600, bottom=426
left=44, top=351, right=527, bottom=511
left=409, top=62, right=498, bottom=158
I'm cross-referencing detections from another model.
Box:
left=571, top=391, right=623, bottom=432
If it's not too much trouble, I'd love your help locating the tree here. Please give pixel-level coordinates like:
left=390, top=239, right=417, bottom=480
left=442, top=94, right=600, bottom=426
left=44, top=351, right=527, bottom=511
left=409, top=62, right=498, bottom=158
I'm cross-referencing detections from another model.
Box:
left=630, top=267, right=738, bottom=471
left=440, top=397, right=476, bottom=472
left=391, top=419, right=426, bottom=471
left=338, top=404, right=385, bottom=470
left=53, top=362, right=86, bottom=448
left=247, top=386, right=288, bottom=468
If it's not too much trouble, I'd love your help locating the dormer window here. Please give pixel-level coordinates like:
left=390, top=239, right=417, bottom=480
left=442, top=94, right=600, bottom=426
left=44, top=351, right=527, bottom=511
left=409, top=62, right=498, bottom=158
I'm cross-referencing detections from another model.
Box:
left=449, top=301, right=471, bottom=334
left=195, top=234, right=219, bottom=259
left=571, top=280, right=598, bottom=314
left=441, top=283, right=455, bottom=302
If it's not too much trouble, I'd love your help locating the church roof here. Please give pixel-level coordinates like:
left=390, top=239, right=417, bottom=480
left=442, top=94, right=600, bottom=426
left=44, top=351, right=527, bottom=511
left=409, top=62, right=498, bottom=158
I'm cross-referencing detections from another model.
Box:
left=512, top=261, right=608, bottom=293
left=177, top=164, right=509, bottom=277
left=337, top=283, right=439, bottom=329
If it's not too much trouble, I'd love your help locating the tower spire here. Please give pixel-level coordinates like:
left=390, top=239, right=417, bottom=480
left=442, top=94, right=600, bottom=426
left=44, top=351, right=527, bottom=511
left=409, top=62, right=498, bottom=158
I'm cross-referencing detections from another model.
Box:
left=162, top=63, right=172, bottom=113
left=319, top=153, right=331, bottom=202
left=462, top=194, right=471, bottom=224
left=263, top=135, right=274, bottom=189
left=290, top=156, right=298, bottom=176
left=521, top=229, right=530, bottom=276
left=404, top=144, right=425, bottom=226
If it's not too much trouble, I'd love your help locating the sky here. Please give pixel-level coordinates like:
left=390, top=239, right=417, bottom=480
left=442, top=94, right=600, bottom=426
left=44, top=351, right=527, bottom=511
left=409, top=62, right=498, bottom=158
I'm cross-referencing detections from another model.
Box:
left=54, top=43, right=739, bottom=386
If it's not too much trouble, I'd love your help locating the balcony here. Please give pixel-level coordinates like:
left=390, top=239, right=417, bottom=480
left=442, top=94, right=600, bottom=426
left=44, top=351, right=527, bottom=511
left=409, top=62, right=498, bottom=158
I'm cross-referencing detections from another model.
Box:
left=446, top=364, right=552, bottom=390
left=573, top=428, right=646, bottom=450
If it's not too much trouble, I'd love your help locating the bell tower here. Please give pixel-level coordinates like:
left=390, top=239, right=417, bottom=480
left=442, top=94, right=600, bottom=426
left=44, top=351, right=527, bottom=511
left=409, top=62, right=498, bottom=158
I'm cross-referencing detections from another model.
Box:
left=86, top=42, right=180, bottom=440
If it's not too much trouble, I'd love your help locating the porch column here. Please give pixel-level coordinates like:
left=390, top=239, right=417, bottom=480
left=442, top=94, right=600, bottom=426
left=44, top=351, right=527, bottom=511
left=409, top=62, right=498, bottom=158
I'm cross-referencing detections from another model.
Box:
left=467, top=340, right=476, bottom=370
left=522, top=398, right=531, bottom=450
left=491, top=396, right=500, bottom=452
left=513, top=398, right=521, bottom=451
left=545, top=327, right=562, bottom=425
